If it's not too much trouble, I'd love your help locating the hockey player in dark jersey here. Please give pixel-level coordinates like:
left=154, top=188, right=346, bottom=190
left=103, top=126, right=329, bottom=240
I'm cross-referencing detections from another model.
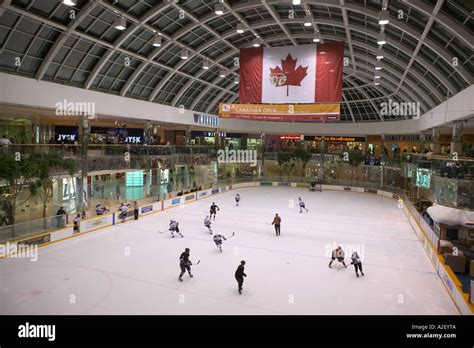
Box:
left=235, top=193, right=241, bottom=206
left=234, top=260, right=247, bottom=294
left=350, top=251, right=364, bottom=277
left=210, top=202, right=219, bottom=220
left=178, top=248, right=193, bottom=281
left=213, top=233, right=227, bottom=252
left=298, top=197, right=308, bottom=213
left=169, top=219, right=183, bottom=238
left=204, top=215, right=213, bottom=234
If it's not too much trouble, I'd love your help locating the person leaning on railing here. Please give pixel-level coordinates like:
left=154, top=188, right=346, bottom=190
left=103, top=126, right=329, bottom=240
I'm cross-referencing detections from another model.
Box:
left=56, top=207, right=67, bottom=228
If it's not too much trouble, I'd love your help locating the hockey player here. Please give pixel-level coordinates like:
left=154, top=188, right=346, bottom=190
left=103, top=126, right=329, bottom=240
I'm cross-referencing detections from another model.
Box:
left=169, top=219, right=183, bottom=238
left=178, top=248, right=193, bottom=281
left=204, top=215, right=213, bottom=234
left=95, top=203, right=109, bottom=215
left=298, top=197, right=308, bottom=213
left=118, top=202, right=128, bottom=222
left=350, top=251, right=364, bottom=277
left=329, top=246, right=347, bottom=268
left=234, top=260, right=247, bottom=294
left=210, top=202, right=220, bottom=220
left=271, top=213, right=281, bottom=236
left=235, top=193, right=241, bottom=206
left=213, top=233, right=227, bottom=252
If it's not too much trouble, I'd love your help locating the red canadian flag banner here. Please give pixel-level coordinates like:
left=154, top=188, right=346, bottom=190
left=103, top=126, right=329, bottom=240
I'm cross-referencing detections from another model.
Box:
left=239, top=42, right=344, bottom=105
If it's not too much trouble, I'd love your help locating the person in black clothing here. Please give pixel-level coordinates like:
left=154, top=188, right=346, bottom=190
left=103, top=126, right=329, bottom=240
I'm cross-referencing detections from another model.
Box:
left=56, top=207, right=67, bottom=228
left=350, top=252, right=364, bottom=277
left=178, top=248, right=193, bottom=282
left=210, top=202, right=220, bottom=220
left=133, top=201, right=139, bottom=220
left=235, top=260, right=247, bottom=294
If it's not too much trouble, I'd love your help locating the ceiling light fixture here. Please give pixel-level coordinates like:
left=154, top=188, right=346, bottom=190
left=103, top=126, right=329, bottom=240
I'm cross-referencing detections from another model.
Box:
left=378, top=10, right=389, bottom=25
left=152, top=36, right=162, bottom=47
left=202, top=60, right=210, bottom=70
left=377, top=32, right=386, bottom=45
left=219, top=70, right=227, bottom=78
left=375, top=64, right=382, bottom=70
left=252, top=39, right=261, bottom=47
left=114, top=17, right=126, bottom=31
left=234, top=77, right=239, bottom=84
left=313, top=32, right=321, bottom=43
left=374, top=82, right=380, bottom=86
left=374, top=75, right=381, bottom=79
left=61, top=0, right=76, bottom=6
left=376, top=48, right=384, bottom=60
left=292, top=0, right=302, bottom=5
left=180, top=49, right=189, bottom=59
left=304, top=14, right=312, bottom=27
left=236, top=23, right=245, bottom=34
left=215, top=3, right=225, bottom=16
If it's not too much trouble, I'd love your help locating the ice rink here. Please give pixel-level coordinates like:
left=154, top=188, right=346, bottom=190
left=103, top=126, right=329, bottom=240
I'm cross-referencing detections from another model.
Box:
left=0, top=186, right=458, bottom=315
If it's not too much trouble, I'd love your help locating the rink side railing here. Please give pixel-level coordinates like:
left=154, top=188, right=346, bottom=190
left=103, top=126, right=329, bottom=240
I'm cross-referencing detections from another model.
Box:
left=0, top=179, right=472, bottom=315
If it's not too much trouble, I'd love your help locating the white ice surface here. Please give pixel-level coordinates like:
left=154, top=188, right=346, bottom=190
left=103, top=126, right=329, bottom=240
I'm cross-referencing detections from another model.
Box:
left=0, top=187, right=458, bottom=315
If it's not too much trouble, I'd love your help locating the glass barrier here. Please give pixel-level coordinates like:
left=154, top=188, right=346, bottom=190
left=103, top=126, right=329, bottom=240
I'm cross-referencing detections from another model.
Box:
left=0, top=215, right=66, bottom=243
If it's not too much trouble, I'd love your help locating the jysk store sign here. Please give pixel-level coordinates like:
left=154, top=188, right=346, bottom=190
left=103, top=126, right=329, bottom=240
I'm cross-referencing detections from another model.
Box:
left=194, top=113, right=219, bottom=126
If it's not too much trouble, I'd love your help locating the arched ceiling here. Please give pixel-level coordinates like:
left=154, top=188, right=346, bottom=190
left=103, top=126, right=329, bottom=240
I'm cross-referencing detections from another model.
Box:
left=0, top=0, right=472, bottom=122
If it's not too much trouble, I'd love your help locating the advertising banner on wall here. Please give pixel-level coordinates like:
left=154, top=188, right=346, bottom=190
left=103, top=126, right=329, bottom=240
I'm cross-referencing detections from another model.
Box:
left=219, top=103, right=340, bottom=122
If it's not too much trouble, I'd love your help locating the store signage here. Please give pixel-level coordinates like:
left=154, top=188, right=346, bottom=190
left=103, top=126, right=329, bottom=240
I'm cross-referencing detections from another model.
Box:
left=57, top=134, right=77, bottom=142
left=304, top=136, right=366, bottom=142
left=194, top=113, right=219, bottom=126
left=124, top=136, right=142, bottom=144
left=191, top=131, right=226, bottom=138
left=384, top=135, right=432, bottom=141
left=280, top=135, right=303, bottom=140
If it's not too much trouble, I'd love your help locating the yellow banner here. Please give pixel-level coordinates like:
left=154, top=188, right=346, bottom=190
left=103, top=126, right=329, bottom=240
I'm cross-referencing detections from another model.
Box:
left=219, top=103, right=340, bottom=121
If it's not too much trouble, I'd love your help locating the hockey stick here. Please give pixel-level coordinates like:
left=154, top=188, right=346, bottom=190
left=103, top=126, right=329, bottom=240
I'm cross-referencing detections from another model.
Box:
left=192, top=260, right=201, bottom=266
left=225, top=232, right=235, bottom=239
left=158, top=229, right=169, bottom=233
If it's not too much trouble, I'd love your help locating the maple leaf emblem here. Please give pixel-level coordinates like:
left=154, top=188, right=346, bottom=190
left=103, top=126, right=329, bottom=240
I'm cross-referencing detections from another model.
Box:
left=269, top=54, right=308, bottom=97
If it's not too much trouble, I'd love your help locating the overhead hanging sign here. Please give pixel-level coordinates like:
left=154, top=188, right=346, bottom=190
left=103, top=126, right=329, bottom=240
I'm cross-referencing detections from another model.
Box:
left=218, top=103, right=340, bottom=122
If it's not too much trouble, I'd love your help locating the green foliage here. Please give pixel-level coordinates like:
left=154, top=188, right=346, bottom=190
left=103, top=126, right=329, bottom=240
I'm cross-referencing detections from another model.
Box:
left=347, top=149, right=363, bottom=168
left=28, top=154, right=76, bottom=218
left=277, top=152, right=291, bottom=166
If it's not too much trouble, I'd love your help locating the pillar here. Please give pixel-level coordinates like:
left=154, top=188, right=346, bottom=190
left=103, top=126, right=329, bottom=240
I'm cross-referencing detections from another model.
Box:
left=451, top=121, right=463, bottom=156
left=431, top=128, right=440, bottom=155
left=80, top=114, right=90, bottom=211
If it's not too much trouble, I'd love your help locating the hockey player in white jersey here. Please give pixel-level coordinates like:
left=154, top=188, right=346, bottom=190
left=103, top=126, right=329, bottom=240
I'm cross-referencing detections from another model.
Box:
left=213, top=234, right=227, bottom=252
left=204, top=215, right=213, bottom=234
left=235, top=193, right=241, bottom=206
left=298, top=197, right=308, bottom=213
left=169, top=219, right=183, bottom=238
